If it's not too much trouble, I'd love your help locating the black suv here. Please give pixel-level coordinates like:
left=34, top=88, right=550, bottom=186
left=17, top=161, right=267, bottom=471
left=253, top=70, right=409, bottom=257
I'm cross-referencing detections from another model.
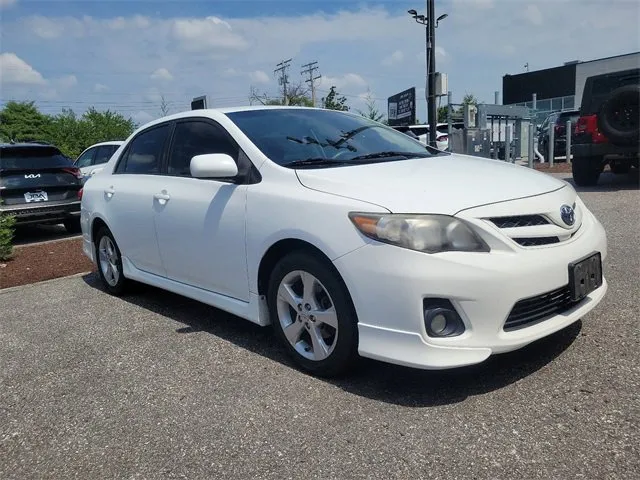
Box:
left=538, top=109, right=580, bottom=159
left=572, top=68, right=639, bottom=186
left=0, top=142, right=84, bottom=233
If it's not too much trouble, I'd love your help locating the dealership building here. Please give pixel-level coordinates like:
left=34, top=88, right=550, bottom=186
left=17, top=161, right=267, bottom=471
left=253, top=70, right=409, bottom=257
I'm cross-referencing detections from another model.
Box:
left=502, top=51, right=640, bottom=123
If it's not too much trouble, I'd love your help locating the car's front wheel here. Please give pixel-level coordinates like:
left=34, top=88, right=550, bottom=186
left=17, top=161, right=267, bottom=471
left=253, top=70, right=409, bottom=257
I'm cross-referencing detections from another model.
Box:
left=267, top=252, right=359, bottom=377
left=94, top=227, right=128, bottom=296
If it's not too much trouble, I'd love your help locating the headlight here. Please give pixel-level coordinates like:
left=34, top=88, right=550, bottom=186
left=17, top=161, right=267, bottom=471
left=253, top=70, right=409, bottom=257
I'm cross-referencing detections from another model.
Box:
left=349, top=213, right=490, bottom=253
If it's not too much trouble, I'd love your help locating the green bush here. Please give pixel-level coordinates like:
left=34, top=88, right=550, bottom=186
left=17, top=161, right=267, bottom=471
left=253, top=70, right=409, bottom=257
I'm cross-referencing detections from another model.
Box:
left=0, top=211, right=17, bottom=261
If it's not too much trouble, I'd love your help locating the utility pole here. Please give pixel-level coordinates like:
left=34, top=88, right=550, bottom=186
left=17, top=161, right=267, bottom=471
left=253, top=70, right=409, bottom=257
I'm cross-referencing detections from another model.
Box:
left=427, top=0, right=437, bottom=148
left=274, top=58, right=292, bottom=105
left=301, top=61, right=321, bottom=107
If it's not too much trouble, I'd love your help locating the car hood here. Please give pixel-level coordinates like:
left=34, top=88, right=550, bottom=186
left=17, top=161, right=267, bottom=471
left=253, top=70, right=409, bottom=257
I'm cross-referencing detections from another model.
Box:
left=295, top=153, right=567, bottom=215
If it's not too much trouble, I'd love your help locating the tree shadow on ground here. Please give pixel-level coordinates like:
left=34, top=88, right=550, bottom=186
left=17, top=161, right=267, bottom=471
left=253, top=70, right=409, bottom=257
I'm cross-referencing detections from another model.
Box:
left=83, top=273, right=583, bottom=407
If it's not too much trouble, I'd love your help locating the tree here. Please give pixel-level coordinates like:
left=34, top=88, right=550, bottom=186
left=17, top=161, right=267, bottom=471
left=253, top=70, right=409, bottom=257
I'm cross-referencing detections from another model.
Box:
left=357, top=88, right=384, bottom=122
left=322, top=86, right=349, bottom=111
left=0, top=101, right=136, bottom=159
left=437, top=106, right=448, bottom=123
left=0, top=101, right=50, bottom=143
left=249, top=81, right=313, bottom=107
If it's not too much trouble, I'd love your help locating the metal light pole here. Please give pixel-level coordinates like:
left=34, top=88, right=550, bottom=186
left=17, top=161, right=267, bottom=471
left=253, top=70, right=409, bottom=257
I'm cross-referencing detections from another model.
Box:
left=408, top=2, right=447, bottom=148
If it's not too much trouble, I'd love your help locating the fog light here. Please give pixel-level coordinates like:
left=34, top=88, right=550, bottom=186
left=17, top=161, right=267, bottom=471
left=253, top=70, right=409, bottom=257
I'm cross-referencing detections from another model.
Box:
left=423, top=299, right=465, bottom=338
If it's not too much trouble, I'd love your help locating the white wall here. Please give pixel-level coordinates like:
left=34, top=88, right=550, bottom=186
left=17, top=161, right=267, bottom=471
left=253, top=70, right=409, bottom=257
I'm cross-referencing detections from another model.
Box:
left=575, top=52, right=640, bottom=106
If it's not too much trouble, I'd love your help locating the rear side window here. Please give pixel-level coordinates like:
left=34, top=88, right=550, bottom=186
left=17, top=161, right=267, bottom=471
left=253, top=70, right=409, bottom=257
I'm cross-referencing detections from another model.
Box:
left=116, top=125, right=170, bottom=174
left=94, top=145, right=118, bottom=165
left=167, top=120, right=239, bottom=177
left=0, top=146, right=72, bottom=170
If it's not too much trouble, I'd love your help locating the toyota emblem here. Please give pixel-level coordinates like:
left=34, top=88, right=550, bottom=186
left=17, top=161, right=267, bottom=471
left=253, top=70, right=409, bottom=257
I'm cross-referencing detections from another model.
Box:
left=560, top=204, right=575, bottom=226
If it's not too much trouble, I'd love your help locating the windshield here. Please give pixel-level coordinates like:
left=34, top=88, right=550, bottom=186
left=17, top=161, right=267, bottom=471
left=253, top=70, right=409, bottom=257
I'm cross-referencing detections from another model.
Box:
left=225, top=108, right=445, bottom=167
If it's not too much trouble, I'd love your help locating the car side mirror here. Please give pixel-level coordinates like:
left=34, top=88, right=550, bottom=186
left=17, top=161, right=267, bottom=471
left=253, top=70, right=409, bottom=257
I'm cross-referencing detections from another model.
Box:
left=190, top=153, right=238, bottom=179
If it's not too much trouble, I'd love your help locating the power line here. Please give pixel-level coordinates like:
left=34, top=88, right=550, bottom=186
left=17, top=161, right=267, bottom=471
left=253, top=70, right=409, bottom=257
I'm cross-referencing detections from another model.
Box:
left=301, top=61, right=321, bottom=107
left=274, top=58, right=292, bottom=105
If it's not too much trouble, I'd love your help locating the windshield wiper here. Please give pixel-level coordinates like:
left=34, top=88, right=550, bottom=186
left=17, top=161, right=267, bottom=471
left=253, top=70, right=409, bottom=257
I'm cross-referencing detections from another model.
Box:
left=347, top=151, right=427, bottom=161
left=286, top=158, right=351, bottom=168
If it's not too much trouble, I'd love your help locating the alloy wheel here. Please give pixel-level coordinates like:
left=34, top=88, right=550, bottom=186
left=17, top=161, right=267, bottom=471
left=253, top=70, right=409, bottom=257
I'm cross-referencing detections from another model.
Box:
left=98, top=235, right=120, bottom=287
left=276, top=270, right=339, bottom=361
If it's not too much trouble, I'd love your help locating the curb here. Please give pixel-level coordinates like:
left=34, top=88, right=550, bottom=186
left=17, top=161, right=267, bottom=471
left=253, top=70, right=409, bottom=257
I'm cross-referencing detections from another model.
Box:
left=14, top=234, right=82, bottom=249
left=0, top=271, right=94, bottom=294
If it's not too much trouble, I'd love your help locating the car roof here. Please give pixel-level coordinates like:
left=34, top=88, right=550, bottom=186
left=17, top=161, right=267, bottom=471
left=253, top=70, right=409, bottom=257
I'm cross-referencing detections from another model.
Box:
left=84, top=141, right=125, bottom=148
left=0, top=142, right=56, bottom=149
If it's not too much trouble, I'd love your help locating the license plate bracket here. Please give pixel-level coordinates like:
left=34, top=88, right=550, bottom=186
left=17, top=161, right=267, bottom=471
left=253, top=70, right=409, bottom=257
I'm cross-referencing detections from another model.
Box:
left=24, top=191, right=48, bottom=203
left=568, top=252, right=602, bottom=302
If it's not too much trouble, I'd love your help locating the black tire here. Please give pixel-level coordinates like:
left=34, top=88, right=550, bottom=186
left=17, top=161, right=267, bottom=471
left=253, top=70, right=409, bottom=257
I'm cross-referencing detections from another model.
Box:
left=572, top=156, right=603, bottom=187
left=267, top=251, right=359, bottom=377
left=597, top=85, right=640, bottom=146
left=63, top=217, right=82, bottom=234
left=94, top=226, right=129, bottom=296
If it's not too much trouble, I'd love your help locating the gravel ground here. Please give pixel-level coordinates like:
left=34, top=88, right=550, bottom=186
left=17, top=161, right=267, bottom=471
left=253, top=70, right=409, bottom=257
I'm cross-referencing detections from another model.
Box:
left=0, top=172, right=638, bottom=479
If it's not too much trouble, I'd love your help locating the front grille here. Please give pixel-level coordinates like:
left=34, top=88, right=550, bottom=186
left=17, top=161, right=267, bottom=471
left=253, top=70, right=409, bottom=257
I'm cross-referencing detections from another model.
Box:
left=504, top=285, right=580, bottom=331
left=514, top=237, right=560, bottom=247
left=488, top=215, right=549, bottom=228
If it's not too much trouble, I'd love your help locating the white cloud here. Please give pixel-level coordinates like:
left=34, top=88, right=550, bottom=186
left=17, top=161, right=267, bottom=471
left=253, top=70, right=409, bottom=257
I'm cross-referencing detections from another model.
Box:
left=320, top=73, right=367, bottom=91
left=0, top=0, right=18, bottom=8
left=55, top=75, right=78, bottom=89
left=0, top=53, right=46, bottom=85
left=150, top=67, right=173, bottom=81
left=132, top=111, right=154, bottom=126
left=382, top=50, right=404, bottom=66
left=171, top=16, right=248, bottom=53
left=94, top=83, right=109, bottom=92
left=223, top=68, right=239, bottom=76
left=523, top=4, right=543, bottom=26
left=435, top=46, right=448, bottom=60
left=145, top=87, right=163, bottom=103
left=249, top=70, right=270, bottom=84
left=107, top=17, right=126, bottom=30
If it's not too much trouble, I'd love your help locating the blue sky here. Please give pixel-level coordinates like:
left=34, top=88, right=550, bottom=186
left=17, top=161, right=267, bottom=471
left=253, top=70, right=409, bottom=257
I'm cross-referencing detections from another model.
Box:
left=1, top=0, right=639, bottom=126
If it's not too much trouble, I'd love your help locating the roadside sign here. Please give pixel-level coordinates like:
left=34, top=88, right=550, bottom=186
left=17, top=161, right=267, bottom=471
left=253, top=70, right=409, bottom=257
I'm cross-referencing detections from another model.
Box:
left=387, top=87, right=416, bottom=126
left=191, top=95, right=208, bottom=110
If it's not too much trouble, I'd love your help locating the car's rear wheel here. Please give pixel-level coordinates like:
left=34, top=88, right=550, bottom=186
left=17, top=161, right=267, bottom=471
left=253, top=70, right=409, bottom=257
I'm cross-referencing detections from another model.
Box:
left=572, top=156, right=602, bottom=186
left=63, top=218, right=81, bottom=234
left=267, top=252, right=359, bottom=377
left=95, top=227, right=128, bottom=296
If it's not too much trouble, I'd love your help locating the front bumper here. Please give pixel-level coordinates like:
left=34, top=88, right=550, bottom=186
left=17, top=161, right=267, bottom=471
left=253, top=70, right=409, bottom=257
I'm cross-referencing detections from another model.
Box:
left=333, top=198, right=608, bottom=370
left=0, top=201, right=81, bottom=225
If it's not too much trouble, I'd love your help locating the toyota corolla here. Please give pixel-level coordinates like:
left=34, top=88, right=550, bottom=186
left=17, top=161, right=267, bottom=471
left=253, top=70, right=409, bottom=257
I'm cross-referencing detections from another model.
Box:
left=80, top=106, right=607, bottom=377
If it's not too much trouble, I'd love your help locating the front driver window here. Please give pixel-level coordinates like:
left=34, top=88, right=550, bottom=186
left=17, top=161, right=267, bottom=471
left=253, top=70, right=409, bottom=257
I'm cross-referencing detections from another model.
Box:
left=118, top=124, right=169, bottom=174
left=167, top=120, right=238, bottom=177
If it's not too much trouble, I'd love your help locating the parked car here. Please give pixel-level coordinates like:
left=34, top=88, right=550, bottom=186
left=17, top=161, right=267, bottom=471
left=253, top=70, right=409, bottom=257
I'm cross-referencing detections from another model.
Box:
left=0, top=142, right=83, bottom=232
left=572, top=68, right=639, bottom=186
left=75, top=141, right=124, bottom=182
left=537, top=110, right=580, bottom=159
left=81, top=106, right=607, bottom=377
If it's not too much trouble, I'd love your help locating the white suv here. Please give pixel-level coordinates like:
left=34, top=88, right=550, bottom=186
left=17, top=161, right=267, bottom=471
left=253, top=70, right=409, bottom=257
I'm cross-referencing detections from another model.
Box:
left=80, top=106, right=607, bottom=377
left=75, top=141, right=124, bottom=181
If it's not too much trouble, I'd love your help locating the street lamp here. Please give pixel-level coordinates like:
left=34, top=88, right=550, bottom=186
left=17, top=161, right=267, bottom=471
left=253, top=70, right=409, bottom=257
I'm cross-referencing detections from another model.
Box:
left=407, top=2, right=448, bottom=148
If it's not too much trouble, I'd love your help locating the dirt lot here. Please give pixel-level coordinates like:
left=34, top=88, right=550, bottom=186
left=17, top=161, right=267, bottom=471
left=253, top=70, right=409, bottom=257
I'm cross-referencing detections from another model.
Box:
left=0, top=171, right=638, bottom=479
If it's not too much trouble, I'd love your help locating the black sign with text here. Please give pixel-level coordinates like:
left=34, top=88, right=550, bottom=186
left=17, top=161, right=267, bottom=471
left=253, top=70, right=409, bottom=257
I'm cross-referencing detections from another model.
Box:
left=387, top=87, right=416, bottom=126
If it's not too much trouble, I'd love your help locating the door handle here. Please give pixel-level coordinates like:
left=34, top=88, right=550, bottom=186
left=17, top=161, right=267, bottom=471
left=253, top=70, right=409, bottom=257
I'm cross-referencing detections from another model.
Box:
left=154, top=192, right=171, bottom=204
left=104, top=187, right=115, bottom=197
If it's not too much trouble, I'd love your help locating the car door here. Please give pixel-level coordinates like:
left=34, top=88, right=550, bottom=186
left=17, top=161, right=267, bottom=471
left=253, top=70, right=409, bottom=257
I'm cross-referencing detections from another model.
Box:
left=153, top=118, right=250, bottom=301
left=75, top=147, right=97, bottom=176
left=104, top=124, right=171, bottom=277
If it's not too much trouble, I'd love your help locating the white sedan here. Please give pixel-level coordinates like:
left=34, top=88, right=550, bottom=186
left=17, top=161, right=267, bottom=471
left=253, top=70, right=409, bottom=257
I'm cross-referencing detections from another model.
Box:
left=80, top=106, right=607, bottom=377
